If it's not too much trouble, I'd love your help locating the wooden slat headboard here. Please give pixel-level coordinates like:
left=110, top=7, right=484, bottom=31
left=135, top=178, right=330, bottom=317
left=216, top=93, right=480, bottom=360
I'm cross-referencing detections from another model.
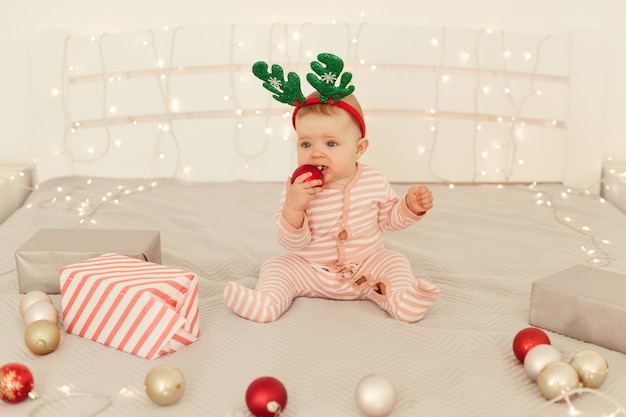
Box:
left=29, top=24, right=608, bottom=189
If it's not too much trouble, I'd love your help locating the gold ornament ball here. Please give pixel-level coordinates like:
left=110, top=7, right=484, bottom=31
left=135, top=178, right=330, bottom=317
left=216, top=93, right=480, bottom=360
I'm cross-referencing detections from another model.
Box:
left=144, top=365, right=185, bottom=406
left=536, top=361, right=581, bottom=401
left=569, top=350, right=609, bottom=389
left=24, top=319, right=60, bottom=355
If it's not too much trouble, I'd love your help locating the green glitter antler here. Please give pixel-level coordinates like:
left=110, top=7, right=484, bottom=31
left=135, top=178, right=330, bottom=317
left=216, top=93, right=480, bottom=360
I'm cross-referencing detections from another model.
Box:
left=252, top=61, right=306, bottom=106
left=306, top=53, right=355, bottom=103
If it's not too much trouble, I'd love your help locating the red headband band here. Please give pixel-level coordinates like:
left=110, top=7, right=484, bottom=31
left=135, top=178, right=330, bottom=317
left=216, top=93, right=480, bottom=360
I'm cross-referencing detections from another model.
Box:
left=292, top=97, right=366, bottom=138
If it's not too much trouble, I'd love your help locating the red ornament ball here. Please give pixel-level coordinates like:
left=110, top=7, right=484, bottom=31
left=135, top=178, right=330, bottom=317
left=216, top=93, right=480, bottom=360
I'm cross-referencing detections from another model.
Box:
left=512, top=327, right=551, bottom=363
left=245, top=376, right=288, bottom=417
left=0, top=363, right=35, bottom=403
left=291, top=164, right=324, bottom=185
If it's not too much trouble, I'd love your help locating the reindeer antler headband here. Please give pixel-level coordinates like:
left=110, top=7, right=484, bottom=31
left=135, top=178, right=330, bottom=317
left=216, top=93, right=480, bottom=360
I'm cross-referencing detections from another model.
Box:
left=252, top=52, right=366, bottom=137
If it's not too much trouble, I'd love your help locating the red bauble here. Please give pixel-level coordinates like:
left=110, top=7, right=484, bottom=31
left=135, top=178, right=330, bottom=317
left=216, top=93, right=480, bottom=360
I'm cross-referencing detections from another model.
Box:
left=512, top=327, right=551, bottom=363
left=0, top=363, right=35, bottom=403
left=291, top=164, right=324, bottom=185
left=245, top=376, right=288, bottom=417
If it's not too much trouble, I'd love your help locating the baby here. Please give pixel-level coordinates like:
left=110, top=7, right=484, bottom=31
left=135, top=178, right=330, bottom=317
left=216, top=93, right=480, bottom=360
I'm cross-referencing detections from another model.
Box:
left=223, top=53, right=440, bottom=323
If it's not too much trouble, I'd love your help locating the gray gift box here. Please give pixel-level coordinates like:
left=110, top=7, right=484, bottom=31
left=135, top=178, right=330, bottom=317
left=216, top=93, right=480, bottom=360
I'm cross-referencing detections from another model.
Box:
left=15, top=229, right=161, bottom=294
left=529, top=264, right=626, bottom=354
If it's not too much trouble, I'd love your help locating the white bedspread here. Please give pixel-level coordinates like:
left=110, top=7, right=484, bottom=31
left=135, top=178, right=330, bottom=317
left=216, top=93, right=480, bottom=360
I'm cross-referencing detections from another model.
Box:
left=1, top=177, right=625, bottom=416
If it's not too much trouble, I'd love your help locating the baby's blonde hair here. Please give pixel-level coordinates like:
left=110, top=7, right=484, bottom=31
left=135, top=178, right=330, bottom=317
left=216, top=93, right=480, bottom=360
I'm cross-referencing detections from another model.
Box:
left=295, top=91, right=365, bottom=132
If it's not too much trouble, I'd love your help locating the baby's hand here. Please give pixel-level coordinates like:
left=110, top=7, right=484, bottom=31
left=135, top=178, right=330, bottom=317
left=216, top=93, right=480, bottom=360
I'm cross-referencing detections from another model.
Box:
left=405, top=185, right=433, bottom=216
left=284, top=175, right=322, bottom=213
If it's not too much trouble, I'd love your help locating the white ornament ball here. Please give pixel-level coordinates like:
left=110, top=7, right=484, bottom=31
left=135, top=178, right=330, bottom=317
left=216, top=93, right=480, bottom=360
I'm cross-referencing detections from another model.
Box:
left=524, top=344, right=562, bottom=381
left=536, top=361, right=581, bottom=401
left=354, top=374, right=397, bottom=417
left=569, top=350, right=609, bottom=389
left=19, top=291, right=52, bottom=318
left=23, top=300, right=58, bottom=326
left=144, top=364, right=185, bottom=406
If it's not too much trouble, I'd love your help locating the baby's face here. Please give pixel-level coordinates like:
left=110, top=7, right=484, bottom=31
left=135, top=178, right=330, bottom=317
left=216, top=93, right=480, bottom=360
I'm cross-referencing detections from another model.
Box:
left=295, top=109, right=367, bottom=186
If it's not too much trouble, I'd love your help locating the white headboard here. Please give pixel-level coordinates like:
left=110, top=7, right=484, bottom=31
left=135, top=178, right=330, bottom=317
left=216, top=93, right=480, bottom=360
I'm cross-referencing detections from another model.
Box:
left=29, top=24, right=608, bottom=189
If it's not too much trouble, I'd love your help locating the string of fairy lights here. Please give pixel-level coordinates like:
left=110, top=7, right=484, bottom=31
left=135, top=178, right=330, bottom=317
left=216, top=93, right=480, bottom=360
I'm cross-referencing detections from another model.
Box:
left=57, top=23, right=569, bottom=180
left=0, top=23, right=622, bottom=266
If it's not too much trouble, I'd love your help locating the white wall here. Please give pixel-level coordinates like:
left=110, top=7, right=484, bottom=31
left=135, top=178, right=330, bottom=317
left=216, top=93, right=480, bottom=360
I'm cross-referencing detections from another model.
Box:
left=2, top=0, right=625, bottom=169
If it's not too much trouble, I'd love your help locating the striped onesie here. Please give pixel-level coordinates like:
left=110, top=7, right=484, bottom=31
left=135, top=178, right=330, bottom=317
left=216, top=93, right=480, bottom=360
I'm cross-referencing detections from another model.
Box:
left=223, top=163, right=440, bottom=323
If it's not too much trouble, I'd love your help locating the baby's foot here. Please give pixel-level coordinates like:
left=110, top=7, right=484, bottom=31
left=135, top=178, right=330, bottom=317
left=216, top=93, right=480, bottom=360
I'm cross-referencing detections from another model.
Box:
left=389, top=279, right=440, bottom=323
left=223, top=282, right=282, bottom=323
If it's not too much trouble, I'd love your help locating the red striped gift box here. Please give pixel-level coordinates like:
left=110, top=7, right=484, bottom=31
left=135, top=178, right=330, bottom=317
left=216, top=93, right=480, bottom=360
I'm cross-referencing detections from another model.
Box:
left=60, top=253, right=199, bottom=359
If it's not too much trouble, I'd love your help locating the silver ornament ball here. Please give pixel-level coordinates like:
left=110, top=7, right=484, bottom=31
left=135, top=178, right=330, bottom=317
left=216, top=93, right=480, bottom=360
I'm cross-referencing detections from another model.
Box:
left=354, top=374, right=397, bottom=417
left=524, top=344, right=562, bottom=382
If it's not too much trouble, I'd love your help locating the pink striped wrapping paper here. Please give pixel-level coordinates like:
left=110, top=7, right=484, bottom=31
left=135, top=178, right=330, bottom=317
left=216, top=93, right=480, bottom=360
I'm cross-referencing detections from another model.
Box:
left=59, top=253, right=199, bottom=359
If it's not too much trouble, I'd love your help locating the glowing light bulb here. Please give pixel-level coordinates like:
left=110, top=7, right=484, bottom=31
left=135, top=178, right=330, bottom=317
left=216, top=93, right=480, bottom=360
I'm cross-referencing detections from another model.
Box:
left=170, top=98, right=180, bottom=112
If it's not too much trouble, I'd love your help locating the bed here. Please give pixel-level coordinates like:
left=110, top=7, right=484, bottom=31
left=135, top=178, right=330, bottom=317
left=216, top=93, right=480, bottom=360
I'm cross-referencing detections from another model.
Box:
left=1, top=23, right=625, bottom=416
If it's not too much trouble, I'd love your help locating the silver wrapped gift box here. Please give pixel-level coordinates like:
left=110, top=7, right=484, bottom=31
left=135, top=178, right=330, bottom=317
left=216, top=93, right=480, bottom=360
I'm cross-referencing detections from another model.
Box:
left=15, top=229, right=161, bottom=294
left=530, top=264, right=626, bottom=354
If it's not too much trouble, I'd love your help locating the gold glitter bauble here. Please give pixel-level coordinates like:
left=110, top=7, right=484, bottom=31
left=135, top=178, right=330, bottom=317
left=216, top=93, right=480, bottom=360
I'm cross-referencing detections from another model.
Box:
left=24, top=319, right=60, bottom=355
